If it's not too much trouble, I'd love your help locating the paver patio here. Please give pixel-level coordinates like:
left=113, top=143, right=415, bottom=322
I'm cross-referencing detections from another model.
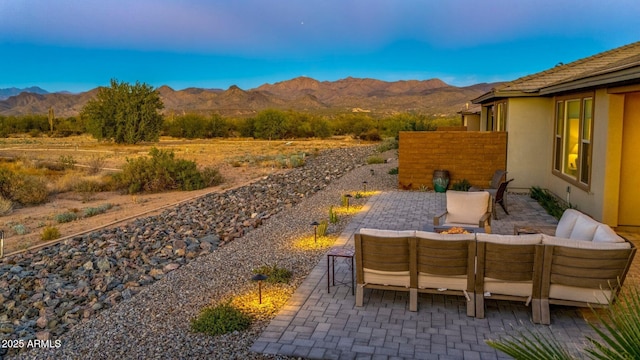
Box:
left=251, top=191, right=639, bottom=359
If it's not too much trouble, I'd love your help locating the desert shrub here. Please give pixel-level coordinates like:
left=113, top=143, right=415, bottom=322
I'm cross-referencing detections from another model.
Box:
left=253, top=264, right=292, bottom=284
left=377, top=138, right=398, bottom=152
left=190, top=302, right=252, bottom=336
left=13, top=224, right=27, bottom=235
left=366, top=156, right=385, bottom=165
left=288, top=153, right=305, bottom=168
left=388, top=167, right=399, bottom=175
left=0, top=168, right=49, bottom=205
left=329, top=206, right=338, bottom=224
left=41, top=226, right=61, bottom=241
left=275, top=153, right=306, bottom=169
left=87, top=155, right=106, bottom=174
left=58, top=155, right=76, bottom=169
left=0, top=195, right=12, bottom=215
left=317, top=220, right=328, bottom=237
left=73, top=178, right=109, bottom=193
left=360, top=129, right=381, bottom=141
left=200, top=167, right=224, bottom=187
left=452, top=179, right=472, bottom=191
left=83, top=203, right=113, bottom=217
left=55, top=211, right=78, bottom=223
left=113, top=148, right=209, bottom=194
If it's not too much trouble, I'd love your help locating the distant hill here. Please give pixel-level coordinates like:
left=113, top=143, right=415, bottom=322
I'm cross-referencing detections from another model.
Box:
left=0, top=78, right=500, bottom=117
left=0, top=86, right=49, bottom=100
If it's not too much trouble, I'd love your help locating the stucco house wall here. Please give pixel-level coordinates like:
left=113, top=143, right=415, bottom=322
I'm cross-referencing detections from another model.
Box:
left=505, top=97, right=554, bottom=192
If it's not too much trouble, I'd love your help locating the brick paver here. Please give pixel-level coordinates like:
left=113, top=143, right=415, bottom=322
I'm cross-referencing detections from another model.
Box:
left=251, top=191, right=639, bottom=359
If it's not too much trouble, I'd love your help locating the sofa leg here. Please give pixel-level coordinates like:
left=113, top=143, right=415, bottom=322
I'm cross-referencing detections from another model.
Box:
left=466, top=292, right=475, bottom=317
left=355, top=284, right=364, bottom=307
left=532, top=298, right=542, bottom=324
left=540, top=299, right=550, bottom=325
left=475, top=294, right=485, bottom=319
left=409, top=288, right=418, bottom=312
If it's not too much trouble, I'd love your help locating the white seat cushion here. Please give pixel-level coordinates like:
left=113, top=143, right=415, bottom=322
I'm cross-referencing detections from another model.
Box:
left=569, top=215, right=599, bottom=241
left=542, top=235, right=631, bottom=249
left=592, top=225, right=625, bottom=243
left=359, top=228, right=415, bottom=237
left=484, top=279, right=533, bottom=297
left=445, top=191, right=490, bottom=225
left=476, top=233, right=542, bottom=245
left=363, top=269, right=410, bottom=287
left=555, top=209, right=580, bottom=238
left=415, top=231, right=475, bottom=241
left=550, top=284, right=612, bottom=305
left=418, top=273, right=467, bottom=291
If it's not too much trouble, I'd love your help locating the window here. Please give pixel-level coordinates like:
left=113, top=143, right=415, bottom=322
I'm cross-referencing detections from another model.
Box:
left=553, top=94, right=593, bottom=187
left=485, top=100, right=507, bottom=131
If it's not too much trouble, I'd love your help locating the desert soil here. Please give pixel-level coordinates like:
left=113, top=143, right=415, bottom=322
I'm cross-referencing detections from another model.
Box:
left=1, top=136, right=369, bottom=255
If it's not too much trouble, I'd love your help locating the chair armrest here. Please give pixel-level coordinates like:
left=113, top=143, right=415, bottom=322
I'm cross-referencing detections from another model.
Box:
left=478, top=212, right=491, bottom=228
left=434, top=211, right=448, bottom=226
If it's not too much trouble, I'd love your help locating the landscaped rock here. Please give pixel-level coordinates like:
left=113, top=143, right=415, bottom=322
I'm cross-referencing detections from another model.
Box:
left=0, top=146, right=378, bottom=354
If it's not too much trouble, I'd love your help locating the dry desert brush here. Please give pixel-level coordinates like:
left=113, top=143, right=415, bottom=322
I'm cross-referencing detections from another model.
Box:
left=113, top=147, right=223, bottom=194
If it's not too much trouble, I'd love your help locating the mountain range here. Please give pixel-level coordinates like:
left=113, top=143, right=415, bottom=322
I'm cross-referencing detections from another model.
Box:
left=0, top=77, right=497, bottom=118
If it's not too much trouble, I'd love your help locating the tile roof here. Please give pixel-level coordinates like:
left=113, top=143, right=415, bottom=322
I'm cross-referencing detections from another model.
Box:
left=473, top=41, right=640, bottom=102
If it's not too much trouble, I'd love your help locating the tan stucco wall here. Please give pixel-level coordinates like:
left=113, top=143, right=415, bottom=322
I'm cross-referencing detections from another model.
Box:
left=505, top=97, right=554, bottom=192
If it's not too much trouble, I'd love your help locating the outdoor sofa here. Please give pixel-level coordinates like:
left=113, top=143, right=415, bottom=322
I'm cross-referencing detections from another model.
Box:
left=354, top=209, right=636, bottom=324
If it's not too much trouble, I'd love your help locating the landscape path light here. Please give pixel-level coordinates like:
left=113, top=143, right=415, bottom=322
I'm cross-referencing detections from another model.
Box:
left=310, top=221, right=320, bottom=244
left=0, top=230, right=4, bottom=258
left=370, top=169, right=375, bottom=176
left=362, top=181, right=368, bottom=192
left=251, top=274, right=268, bottom=304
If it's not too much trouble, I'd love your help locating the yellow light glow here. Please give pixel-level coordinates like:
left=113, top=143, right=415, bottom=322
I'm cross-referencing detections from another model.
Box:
left=333, top=205, right=363, bottom=215
left=292, top=235, right=336, bottom=250
left=231, top=284, right=294, bottom=321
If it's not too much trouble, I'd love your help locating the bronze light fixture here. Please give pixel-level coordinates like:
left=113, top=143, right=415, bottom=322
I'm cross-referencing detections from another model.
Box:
left=362, top=181, right=368, bottom=192
left=251, top=274, right=268, bottom=304
left=310, top=221, right=320, bottom=243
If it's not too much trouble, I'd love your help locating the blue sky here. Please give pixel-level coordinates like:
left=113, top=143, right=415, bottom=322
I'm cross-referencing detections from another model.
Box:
left=1, top=0, right=639, bottom=93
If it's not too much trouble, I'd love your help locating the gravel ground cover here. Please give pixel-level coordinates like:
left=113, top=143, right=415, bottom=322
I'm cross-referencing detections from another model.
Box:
left=3, top=146, right=399, bottom=359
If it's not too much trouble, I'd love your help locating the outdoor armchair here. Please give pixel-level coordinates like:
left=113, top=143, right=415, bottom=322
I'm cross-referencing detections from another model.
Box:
left=433, top=191, right=492, bottom=231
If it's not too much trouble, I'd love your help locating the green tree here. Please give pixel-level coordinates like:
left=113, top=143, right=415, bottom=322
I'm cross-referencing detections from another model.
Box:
left=82, top=79, right=164, bottom=144
left=254, top=109, right=288, bottom=140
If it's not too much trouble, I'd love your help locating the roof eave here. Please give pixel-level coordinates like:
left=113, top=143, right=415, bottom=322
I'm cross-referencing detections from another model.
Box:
left=471, top=90, right=539, bottom=104
left=540, top=66, right=640, bottom=95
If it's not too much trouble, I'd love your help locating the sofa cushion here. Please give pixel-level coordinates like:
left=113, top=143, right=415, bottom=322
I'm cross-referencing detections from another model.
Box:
left=484, top=279, right=533, bottom=298
left=549, top=284, right=612, bottom=305
left=476, top=233, right=542, bottom=245
left=569, top=215, right=599, bottom=241
left=359, top=228, right=415, bottom=237
left=418, top=273, right=467, bottom=291
left=415, top=231, right=475, bottom=241
left=593, top=224, right=625, bottom=243
left=555, top=209, right=580, bottom=238
left=542, top=235, right=631, bottom=250
left=363, top=269, right=410, bottom=287
left=445, top=191, right=490, bottom=225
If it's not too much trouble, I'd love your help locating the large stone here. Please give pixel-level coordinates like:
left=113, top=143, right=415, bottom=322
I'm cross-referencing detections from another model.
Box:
left=96, top=258, right=111, bottom=271
left=36, top=315, right=48, bottom=329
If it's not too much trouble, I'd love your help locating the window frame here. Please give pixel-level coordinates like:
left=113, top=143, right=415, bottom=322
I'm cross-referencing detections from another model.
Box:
left=484, top=100, right=507, bottom=131
left=552, top=92, right=594, bottom=190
